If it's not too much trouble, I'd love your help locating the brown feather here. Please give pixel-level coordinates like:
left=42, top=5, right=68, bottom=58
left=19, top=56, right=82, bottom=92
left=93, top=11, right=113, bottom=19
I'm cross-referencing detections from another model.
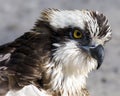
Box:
left=0, top=28, right=52, bottom=95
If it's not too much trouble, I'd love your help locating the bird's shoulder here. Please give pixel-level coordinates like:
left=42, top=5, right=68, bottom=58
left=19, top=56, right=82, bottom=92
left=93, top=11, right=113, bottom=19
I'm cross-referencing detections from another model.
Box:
left=0, top=31, right=50, bottom=92
left=0, top=31, right=48, bottom=67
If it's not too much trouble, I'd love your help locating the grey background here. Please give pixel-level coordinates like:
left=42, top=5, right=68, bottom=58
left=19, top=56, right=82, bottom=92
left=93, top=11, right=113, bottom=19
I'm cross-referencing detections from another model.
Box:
left=0, top=0, right=119, bottom=96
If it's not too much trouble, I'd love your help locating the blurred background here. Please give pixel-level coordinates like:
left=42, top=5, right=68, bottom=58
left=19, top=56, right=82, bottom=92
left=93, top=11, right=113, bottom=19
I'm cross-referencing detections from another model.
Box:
left=0, top=0, right=119, bottom=96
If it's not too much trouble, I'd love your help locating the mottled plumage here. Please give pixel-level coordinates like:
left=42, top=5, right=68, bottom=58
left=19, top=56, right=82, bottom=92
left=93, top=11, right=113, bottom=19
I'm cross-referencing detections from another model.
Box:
left=0, top=9, right=111, bottom=96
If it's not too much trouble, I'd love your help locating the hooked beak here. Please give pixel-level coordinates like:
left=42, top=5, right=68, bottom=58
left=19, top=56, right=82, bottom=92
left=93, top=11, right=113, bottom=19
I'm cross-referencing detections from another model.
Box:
left=81, top=45, right=104, bottom=69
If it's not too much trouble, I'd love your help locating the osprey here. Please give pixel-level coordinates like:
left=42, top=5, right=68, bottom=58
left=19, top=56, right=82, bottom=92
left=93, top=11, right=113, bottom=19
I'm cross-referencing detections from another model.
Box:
left=0, top=9, right=111, bottom=96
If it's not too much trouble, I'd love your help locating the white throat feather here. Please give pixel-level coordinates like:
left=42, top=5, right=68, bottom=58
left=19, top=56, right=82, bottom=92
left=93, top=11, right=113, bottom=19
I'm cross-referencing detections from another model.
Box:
left=44, top=40, right=97, bottom=96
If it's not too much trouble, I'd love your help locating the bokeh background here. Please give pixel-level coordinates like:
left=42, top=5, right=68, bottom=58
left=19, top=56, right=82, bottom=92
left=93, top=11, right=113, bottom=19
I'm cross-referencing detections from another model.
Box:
left=0, top=0, right=119, bottom=96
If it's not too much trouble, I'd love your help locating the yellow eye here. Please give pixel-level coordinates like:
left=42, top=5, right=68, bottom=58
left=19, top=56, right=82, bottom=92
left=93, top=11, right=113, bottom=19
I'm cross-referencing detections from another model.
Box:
left=73, top=30, right=82, bottom=39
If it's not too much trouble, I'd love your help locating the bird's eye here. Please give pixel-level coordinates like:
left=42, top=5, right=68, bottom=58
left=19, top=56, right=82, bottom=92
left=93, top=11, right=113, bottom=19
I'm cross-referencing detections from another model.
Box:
left=73, top=29, right=83, bottom=39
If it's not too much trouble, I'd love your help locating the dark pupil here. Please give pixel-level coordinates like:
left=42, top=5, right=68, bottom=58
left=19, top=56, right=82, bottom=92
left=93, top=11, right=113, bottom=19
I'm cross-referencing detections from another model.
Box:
left=76, top=32, right=81, bottom=36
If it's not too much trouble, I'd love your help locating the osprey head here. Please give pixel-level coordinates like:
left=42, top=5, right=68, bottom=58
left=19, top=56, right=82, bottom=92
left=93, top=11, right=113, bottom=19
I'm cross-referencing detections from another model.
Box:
left=36, top=9, right=112, bottom=76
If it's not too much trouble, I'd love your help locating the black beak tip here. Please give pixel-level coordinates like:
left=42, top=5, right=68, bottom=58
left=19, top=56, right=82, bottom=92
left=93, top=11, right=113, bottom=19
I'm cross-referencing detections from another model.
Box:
left=97, top=61, right=102, bottom=69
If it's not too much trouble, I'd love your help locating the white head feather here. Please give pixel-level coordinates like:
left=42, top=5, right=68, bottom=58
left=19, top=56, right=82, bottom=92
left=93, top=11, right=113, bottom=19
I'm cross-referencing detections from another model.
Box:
left=40, top=9, right=112, bottom=96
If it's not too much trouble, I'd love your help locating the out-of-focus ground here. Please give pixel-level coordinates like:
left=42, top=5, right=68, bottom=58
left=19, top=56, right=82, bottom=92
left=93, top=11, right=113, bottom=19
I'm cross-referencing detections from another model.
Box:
left=0, top=0, right=119, bottom=96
